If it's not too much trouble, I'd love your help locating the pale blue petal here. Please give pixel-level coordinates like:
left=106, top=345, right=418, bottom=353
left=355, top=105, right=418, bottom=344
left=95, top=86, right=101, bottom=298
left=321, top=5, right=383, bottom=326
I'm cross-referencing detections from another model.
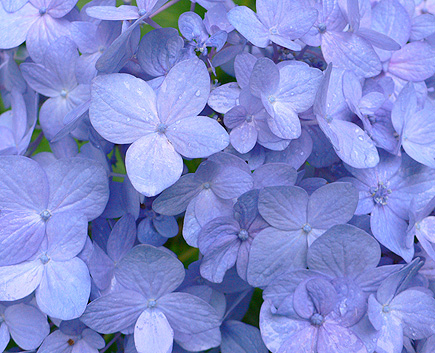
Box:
left=227, top=6, right=269, bottom=48
left=0, top=3, right=38, bottom=49
left=258, top=186, right=308, bottom=230
left=4, top=303, right=49, bottom=350
left=134, top=309, right=173, bottom=353
left=81, top=290, right=146, bottom=333
left=89, top=73, right=159, bottom=144
left=159, top=292, right=221, bottom=335
left=125, top=133, right=183, bottom=197
left=36, top=258, right=91, bottom=320
left=166, top=116, right=229, bottom=158
left=85, top=5, right=139, bottom=20
left=307, top=182, right=358, bottom=229
left=107, top=214, right=137, bottom=262
left=115, top=245, right=185, bottom=299
left=247, top=227, right=307, bottom=287
left=157, top=58, right=210, bottom=124
left=46, top=157, right=109, bottom=220
left=307, top=224, right=381, bottom=279
left=0, top=259, right=43, bottom=301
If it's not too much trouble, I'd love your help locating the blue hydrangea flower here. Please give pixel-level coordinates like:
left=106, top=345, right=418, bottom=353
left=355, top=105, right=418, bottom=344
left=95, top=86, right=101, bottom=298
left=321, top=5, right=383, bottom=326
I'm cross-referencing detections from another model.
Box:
left=0, top=300, right=49, bottom=351
left=247, top=182, right=359, bottom=286
left=227, top=0, right=317, bottom=51
left=89, top=57, right=229, bottom=196
left=0, top=156, right=109, bottom=265
left=81, top=245, right=221, bottom=353
left=0, top=0, right=78, bottom=62
left=37, top=319, right=105, bottom=353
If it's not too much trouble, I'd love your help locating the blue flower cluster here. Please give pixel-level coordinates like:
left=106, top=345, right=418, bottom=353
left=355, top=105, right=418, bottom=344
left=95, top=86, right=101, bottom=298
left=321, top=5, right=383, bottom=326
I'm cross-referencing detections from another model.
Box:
left=1, top=0, right=435, bottom=352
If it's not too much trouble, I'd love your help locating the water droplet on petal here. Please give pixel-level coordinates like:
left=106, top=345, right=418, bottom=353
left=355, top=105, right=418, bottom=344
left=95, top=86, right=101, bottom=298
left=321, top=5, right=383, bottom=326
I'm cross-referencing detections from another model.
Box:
left=195, top=90, right=201, bottom=97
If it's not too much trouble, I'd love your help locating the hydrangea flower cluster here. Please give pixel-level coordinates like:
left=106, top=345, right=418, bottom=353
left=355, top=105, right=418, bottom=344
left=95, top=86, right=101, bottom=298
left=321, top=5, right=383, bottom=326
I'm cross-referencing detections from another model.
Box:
left=1, top=0, right=435, bottom=352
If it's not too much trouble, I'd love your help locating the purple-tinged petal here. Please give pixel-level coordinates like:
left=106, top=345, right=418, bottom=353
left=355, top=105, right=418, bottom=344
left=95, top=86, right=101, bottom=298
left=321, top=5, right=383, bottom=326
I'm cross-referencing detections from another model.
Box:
left=253, top=163, right=297, bottom=189
left=208, top=83, right=241, bottom=114
left=1, top=0, right=28, bottom=13
left=0, top=155, right=49, bottom=211
left=322, top=32, right=382, bottom=78
left=157, top=58, right=210, bottom=124
left=0, top=3, right=39, bottom=49
left=36, top=257, right=91, bottom=320
left=152, top=174, right=201, bottom=216
left=46, top=212, right=88, bottom=260
left=81, top=290, right=147, bottom=333
left=307, top=182, right=358, bottom=229
left=166, top=116, right=229, bottom=158
left=0, top=323, right=8, bottom=353
left=26, top=16, right=71, bottom=63
left=249, top=58, right=279, bottom=98
left=0, top=211, right=45, bottom=266
left=159, top=292, right=221, bottom=335
left=258, top=186, right=308, bottom=230
left=260, top=299, right=315, bottom=353
left=20, top=63, right=63, bottom=97
left=227, top=6, right=269, bottom=48
left=115, top=245, right=185, bottom=299
left=4, top=303, right=50, bottom=350
left=107, top=214, right=136, bottom=262
left=388, top=42, right=435, bottom=82
left=88, top=243, right=114, bottom=291
left=308, top=224, right=381, bottom=279
left=271, top=63, right=323, bottom=113
left=247, top=227, right=307, bottom=287
left=234, top=53, right=257, bottom=89
left=85, top=5, right=139, bottom=20
left=321, top=119, right=379, bottom=168
left=153, top=215, right=178, bottom=239
left=89, top=73, right=159, bottom=144
left=134, top=309, right=173, bottom=353
left=46, top=157, right=109, bottom=220
left=230, top=123, right=258, bottom=154
left=410, top=14, right=435, bottom=41
left=126, top=133, right=184, bottom=197
left=193, top=190, right=233, bottom=226
left=198, top=218, right=240, bottom=283
left=367, top=295, right=403, bottom=353
left=221, top=320, right=267, bottom=353
left=0, top=259, right=43, bottom=301
left=211, top=166, right=253, bottom=200
left=392, top=289, right=435, bottom=340
left=371, top=206, right=413, bottom=262
left=317, top=322, right=367, bottom=353
left=293, top=277, right=337, bottom=318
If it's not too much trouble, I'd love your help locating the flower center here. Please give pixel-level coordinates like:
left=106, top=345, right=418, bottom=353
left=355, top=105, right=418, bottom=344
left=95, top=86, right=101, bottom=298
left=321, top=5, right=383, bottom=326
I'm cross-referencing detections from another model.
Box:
left=382, top=305, right=390, bottom=313
left=310, top=313, right=324, bottom=326
left=318, top=23, right=327, bottom=33
left=246, top=115, right=253, bottom=123
left=238, top=229, right=249, bottom=241
left=39, top=7, right=47, bottom=15
left=138, top=9, right=147, bottom=16
left=202, top=182, right=211, bottom=190
left=370, top=183, right=392, bottom=206
left=40, top=209, right=51, bottom=222
left=156, top=123, right=167, bottom=134
left=40, top=253, right=50, bottom=265
left=60, top=89, right=68, bottom=98
left=147, top=299, right=157, bottom=308
left=268, top=95, right=276, bottom=104
left=302, top=223, right=312, bottom=233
